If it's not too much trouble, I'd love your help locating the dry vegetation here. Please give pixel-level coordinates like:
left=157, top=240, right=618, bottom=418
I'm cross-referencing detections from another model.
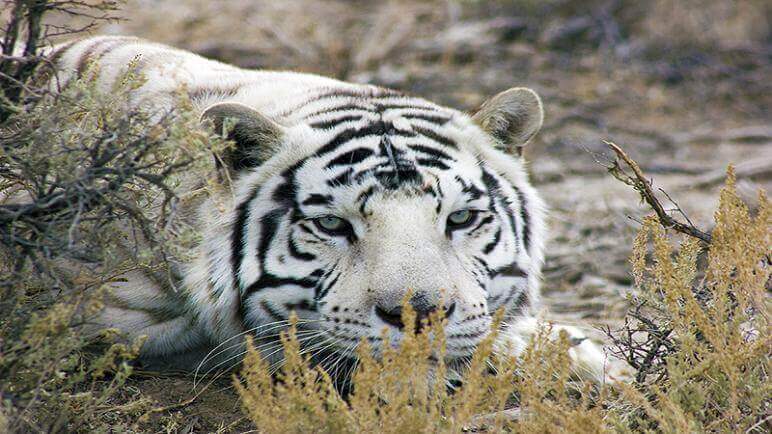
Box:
left=1, top=0, right=770, bottom=432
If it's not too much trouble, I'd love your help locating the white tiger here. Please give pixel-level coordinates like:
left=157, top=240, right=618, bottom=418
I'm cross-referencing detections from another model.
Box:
left=48, top=36, right=611, bottom=384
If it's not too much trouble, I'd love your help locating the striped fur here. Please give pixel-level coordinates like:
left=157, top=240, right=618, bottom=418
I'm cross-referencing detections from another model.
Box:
left=48, top=36, right=608, bottom=381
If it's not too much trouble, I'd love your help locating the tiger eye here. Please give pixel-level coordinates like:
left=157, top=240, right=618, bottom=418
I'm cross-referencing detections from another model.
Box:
left=448, top=209, right=473, bottom=226
left=317, top=215, right=346, bottom=231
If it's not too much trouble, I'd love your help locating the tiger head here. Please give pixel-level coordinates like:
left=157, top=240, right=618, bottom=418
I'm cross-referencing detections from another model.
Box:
left=192, top=86, right=546, bottom=367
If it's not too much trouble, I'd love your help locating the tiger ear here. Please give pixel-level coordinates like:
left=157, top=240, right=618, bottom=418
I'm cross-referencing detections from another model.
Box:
left=200, top=102, right=286, bottom=172
left=471, top=87, right=544, bottom=156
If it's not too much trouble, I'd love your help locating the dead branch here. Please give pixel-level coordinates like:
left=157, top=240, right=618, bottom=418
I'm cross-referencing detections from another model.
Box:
left=604, top=141, right=712, bottom=245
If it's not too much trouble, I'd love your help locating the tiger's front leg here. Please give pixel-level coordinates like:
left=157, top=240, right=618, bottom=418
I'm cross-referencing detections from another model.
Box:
left=496, top=316, right=617, bottom=384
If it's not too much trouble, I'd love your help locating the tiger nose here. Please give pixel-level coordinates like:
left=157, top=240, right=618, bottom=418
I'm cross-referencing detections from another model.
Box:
left=374, top=294, right=456, bottom=333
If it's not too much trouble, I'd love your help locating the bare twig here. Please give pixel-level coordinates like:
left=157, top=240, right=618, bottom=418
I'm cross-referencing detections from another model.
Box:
left=604, top=141, right=712, bottom=245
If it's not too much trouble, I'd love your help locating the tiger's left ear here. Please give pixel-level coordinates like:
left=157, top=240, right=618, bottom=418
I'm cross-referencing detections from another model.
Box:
left=472, top=87, right=544, bottom=156
left=200, top=102, right=286, bottom=173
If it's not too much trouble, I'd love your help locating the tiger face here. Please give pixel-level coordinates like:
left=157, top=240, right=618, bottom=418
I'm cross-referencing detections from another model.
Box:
left=196, top=87, right=545, bottom=367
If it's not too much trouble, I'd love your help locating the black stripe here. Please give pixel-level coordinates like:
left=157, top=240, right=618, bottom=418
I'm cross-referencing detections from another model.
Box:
left=304, top=103, right=375, bottom=119
left=455, top=175, right=484, bottom=200
left=401, top=113, right=451, bottom=125
left=513, top=289, right=529, bottom=310
left=412, top=126, right=457, bottom=148
left=298, top=222, right=325, bottom=242
left=302, top=194, right=333, bottom=206
left=314, top=123, right=383, bottom=157
left=284, top=299, right=318, bottom=313
left=231, top=185, right=261, bottom=290
left=256, top=209, right=286, bottom=270
left=467, top=215, right=493, bottom=235
left=326, top=168, right=354, bottom=187
left=417, top=158, right=451, bottom=170
left=316, top=271, right=341, bottom=300
left=246, top=273, right=318, bottom=295
left=315, top=120, right=418, bottom=158
left=423, top=184, right=438, bottom=198
left=512, top=187, right=532, bottom=252
left=494, top=262, right=528, bottom=278
left=482, top=228, right=501, bottom=254
left=481, top=168, right=520, bottom=253
left=408, top=144, right=454, bottom=161
left=260, top=300, right=288, bottom=322
left=435, top=181, right=445, bottom=214
left=272, top=180, right=296, bottom=205
left=376, top=103, right=440, bottom=112
left=75, top=39, right=125, bottom=76
left=288, top=236, right=316, bottom=261
left=47, top=40, right=78, bottom=68
left=325, top=147, right=375, bottom=168
left=473, top=256, right=495, bottom=280
left=356, top=185, right=377, bottom=215
left=309, top=114, right=363, bottom=130
left=309, top=88, right=403, bottom=102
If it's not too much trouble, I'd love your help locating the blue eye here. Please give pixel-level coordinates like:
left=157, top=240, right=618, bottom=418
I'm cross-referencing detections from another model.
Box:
left=447, top=209, right=477, bottom=229
left=312, top=215, right=353, bottom=236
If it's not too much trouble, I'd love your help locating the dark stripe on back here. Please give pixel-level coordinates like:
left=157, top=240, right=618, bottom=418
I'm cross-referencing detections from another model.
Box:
left=75, top=38, right=127, bottom=76
left=304, top=103, right=375, bottom=119
left=309, top=88, right=403, bottom=102
left=309, top=114, right=363, bottom=130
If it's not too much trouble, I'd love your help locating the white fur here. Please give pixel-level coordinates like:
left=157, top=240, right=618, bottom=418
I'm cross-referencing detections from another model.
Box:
left=50, top=36, right=610, bottom=380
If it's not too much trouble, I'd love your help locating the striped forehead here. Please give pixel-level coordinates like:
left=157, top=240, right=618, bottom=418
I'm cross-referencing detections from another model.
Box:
left=292, top=143, right=487, bottom=223
left=294, top=114, right=482, bottom=197
left=284, top=87, right=456, bottom=125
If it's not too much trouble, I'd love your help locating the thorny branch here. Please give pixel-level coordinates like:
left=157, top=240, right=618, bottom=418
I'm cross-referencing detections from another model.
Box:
left=604, top=140, right=713, bottom=245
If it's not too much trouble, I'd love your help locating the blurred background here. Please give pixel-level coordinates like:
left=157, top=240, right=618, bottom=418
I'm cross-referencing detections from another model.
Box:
left=55, top=0, right=769, bottom=324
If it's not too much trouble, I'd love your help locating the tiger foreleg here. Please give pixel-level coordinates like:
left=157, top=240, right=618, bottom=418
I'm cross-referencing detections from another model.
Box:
left=496, top=316, right=619, bottom=384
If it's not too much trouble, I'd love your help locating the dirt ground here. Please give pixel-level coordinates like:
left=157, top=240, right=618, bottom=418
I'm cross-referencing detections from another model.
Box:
left=58, top=0, right=770, bottom=430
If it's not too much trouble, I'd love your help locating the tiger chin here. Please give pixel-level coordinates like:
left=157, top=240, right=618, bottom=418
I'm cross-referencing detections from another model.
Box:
left=50, top=36, right=613, bottom=385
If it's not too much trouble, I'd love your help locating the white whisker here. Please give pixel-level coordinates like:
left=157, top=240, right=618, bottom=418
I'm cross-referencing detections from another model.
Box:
left=193, top=319, right=323, bottom=388
left=196, top=330, right=325, bottom=388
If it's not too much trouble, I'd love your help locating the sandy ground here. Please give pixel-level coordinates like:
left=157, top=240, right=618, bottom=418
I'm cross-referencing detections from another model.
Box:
left=54, top=1, right=769, bottom=430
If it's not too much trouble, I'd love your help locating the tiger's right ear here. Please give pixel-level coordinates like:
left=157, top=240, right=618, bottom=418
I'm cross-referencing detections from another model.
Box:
left=200, top=102, right=286, bottom=172
left=471, top=87, right=543, bottom=156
